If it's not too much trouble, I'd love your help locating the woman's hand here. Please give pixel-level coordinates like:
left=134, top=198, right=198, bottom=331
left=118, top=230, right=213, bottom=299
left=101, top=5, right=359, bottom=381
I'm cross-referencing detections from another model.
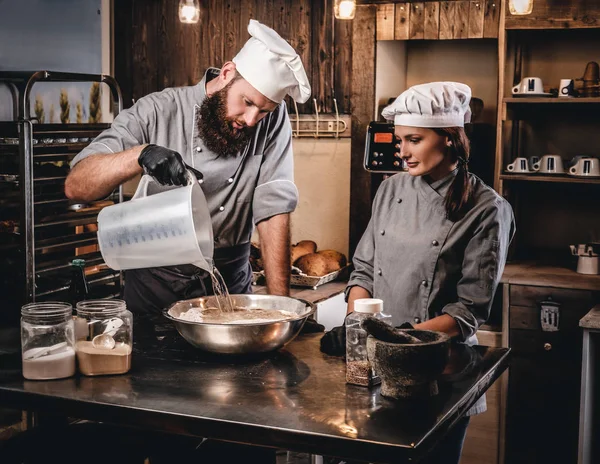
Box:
left=413, top=314, right=461, bottom=338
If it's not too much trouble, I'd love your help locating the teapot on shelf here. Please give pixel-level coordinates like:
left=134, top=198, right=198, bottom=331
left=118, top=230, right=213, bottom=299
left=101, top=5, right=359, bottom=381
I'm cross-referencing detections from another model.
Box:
left=569, top=244, right=599, bottom=275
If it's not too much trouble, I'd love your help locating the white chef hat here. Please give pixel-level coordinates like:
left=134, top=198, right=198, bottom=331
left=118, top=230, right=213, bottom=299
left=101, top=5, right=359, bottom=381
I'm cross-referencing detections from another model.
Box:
left=382, top=82, right=472, bottom=128
left=232, top=20, right=311, bottom=104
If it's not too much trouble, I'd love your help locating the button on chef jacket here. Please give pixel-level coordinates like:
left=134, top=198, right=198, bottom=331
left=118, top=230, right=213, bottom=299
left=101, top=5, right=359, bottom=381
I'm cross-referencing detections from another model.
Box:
left=72, top=68, right=298, bottom=248
left=348, top=170, right=514, bottom=340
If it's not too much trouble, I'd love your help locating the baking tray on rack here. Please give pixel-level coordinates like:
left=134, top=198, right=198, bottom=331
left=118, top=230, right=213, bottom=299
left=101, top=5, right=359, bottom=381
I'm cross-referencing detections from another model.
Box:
left=252, top=265, right=351, bottom=290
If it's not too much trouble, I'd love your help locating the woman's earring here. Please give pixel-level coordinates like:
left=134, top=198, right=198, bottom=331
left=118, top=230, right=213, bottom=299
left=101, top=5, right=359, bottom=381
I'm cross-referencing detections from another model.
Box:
left=447, top=142, right=453, bottom=147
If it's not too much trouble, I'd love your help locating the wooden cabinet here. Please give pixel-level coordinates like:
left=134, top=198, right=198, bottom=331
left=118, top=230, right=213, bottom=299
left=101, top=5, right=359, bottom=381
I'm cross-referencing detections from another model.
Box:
left=506, top=285, right=597, bottom=464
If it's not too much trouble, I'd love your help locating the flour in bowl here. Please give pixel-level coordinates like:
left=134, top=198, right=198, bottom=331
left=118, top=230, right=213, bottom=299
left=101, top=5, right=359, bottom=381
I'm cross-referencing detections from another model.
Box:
left=173, top=307, right=296, bottom=324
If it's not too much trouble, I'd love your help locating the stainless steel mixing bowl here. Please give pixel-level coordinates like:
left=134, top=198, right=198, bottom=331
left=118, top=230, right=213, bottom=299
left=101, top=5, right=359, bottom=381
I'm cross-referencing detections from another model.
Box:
left=163, top=294, right=316, bottom=354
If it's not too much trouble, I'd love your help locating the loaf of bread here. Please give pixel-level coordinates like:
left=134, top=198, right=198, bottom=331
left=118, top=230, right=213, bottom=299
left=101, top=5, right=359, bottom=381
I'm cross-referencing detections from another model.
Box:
left=295, top=253, right=330, bottom=277
left=317, top=250, right=347, bottom=270
left=291, top=240, right=317, bottom=264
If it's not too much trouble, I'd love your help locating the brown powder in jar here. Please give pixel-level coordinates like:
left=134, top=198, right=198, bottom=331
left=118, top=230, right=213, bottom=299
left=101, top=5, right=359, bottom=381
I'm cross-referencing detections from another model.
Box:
left=76, top=341, right=132, bottom=376
left=346, top=360, right=380, bottom=387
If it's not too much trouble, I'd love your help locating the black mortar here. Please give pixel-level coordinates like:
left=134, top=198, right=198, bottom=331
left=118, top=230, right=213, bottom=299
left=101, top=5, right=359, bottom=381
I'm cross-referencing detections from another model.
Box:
left=366, top=330, right=450, bottom=399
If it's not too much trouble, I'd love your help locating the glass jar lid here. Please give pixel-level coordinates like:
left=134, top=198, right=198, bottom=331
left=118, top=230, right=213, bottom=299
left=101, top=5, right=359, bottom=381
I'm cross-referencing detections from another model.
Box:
left=76, top=299, right=127, bottom=318
left=21, top=302, right=73, bottom=322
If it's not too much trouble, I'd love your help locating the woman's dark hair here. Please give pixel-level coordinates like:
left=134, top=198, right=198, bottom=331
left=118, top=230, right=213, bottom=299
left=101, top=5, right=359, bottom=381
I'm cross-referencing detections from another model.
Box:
left=433, top=127, right=473, bottom=221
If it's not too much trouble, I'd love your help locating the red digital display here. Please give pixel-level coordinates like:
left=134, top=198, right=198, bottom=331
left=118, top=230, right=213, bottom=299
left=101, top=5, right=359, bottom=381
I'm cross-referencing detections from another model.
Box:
left=374, top=132, right=393, bottom=144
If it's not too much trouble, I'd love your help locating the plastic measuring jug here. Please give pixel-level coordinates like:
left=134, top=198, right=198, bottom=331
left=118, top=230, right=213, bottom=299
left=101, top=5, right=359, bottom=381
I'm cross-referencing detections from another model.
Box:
left=97, top=171, right=213, bottom=272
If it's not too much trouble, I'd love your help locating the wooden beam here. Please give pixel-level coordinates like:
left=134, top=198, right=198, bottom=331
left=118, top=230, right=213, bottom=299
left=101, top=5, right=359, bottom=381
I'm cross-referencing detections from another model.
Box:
left=483, top=0, right=500, bottom=38
left=468, top=0, right=485, bottom=38
left=439, top=1, right=456, bottom=40
left=424, top=2, right=440, bottom=39
left=376, top=3, right=396, bottom=40
left=350, top=4, right=377, bottom=255
left=409, top=3, right=425, bottom=39
left=505, top=0, right=600, bottom=30
left=394, top=3, right=410, bottom=40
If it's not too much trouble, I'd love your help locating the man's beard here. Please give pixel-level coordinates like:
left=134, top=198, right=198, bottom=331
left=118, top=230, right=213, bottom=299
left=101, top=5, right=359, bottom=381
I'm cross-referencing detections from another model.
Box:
left=198, top=85, right=255, bottom=157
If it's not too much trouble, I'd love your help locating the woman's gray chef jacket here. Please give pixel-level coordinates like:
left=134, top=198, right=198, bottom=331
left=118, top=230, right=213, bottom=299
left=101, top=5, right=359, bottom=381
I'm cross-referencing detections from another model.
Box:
left=347, top=170, right=515, bottom=415
left=72, top=68, right=299, bottom=248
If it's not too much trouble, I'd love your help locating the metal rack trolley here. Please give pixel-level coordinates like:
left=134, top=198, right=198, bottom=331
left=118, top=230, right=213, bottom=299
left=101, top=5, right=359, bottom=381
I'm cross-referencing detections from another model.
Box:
left=0, top=71, right=123, bottom=317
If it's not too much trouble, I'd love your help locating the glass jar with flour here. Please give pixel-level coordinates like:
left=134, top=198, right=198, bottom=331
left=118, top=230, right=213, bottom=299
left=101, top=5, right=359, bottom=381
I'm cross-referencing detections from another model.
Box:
left=74, top=299, right=133, bottom=376
left=21, top=302, right=76, bottom=380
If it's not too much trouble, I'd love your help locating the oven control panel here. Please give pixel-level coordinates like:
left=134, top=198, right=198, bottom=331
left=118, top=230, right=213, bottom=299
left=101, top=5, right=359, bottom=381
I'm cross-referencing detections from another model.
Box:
left=363, top=122, right=406, bottom=173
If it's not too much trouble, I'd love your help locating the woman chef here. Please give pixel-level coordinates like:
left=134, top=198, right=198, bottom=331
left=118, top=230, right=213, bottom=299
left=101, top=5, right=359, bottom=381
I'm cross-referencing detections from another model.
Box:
left=322, top=82, right=515, bottom=464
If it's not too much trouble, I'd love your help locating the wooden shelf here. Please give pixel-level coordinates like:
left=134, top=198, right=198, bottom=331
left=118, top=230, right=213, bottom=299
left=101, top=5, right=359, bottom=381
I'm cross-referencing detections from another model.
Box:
left=504, top=97, right=600, bottom=104
left=502, top=262, right=600, bottom=291
left=500, top=174, right=600, bottom=184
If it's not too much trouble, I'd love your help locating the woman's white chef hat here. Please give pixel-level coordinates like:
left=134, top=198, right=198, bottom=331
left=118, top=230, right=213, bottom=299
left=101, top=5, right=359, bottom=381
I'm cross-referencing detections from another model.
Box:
left=233, top=20, right=311, bottom=104
left=382, top=82, right=472, bottom=128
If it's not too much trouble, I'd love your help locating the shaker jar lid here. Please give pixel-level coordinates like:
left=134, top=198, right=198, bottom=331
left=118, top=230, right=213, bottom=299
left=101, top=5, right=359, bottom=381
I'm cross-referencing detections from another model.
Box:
left=354, top=298, right=383, bottom=314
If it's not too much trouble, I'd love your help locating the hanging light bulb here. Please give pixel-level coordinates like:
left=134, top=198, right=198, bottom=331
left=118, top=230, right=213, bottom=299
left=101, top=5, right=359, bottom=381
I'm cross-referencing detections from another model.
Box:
left=179, top=0, right=200, bottom=24
left=335, top=0, right=356, bottom=20
left=509, top=0, right=534, bottom=15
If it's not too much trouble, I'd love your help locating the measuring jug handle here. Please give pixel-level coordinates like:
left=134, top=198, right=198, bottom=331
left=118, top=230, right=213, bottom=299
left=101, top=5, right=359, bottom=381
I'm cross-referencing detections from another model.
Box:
left=131, top=174, right=155, bottom=200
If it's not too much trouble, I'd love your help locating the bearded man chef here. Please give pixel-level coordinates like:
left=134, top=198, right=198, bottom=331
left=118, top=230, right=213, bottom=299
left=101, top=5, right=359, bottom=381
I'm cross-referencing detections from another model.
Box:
left=65, top=20, right=310, bottom=324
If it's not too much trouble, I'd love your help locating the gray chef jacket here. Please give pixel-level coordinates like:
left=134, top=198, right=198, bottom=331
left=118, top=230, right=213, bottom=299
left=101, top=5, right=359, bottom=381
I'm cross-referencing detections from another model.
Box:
left=347, top=169, right=515, bottom=415
left=72, top=68, right=299, bottom=248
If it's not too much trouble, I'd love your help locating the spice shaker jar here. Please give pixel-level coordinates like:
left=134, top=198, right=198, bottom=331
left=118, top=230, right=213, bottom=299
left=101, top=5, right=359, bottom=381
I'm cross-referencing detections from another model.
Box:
left=345, top=298, right=391, bottom=387
left=75, top=299, right=133, bottom=376
left=21, top=302, right=76, bottom=380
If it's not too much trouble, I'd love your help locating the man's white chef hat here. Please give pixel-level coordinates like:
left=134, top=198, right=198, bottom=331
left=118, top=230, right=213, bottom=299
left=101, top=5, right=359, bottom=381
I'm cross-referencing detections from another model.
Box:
left=233, top=20, right=311, bottom=104
left=382, top=82, right=472, bottom=128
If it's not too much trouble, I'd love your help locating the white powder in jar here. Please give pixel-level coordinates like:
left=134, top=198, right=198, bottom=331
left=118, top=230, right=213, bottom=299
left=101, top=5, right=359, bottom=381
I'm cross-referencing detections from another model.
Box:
left=22, top=347, right=76, bottom=380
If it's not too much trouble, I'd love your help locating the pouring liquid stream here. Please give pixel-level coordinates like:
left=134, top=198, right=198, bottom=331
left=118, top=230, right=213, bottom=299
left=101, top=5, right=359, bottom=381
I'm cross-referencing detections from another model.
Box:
left=209, top=265, right=235, bottom=313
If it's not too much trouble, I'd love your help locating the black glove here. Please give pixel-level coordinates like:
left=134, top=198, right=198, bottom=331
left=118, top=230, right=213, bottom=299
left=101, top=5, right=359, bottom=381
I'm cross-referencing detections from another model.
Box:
left=138, top=144, right=192, bottom=186
left=396, top=322, right=415, bottom=330
left=320, top=325, right=346, bottom=356
left=300, top=316, right=325, bottom=334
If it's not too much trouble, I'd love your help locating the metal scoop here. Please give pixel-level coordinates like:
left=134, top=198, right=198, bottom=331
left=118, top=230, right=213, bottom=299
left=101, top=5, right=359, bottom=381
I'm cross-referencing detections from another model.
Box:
left=91, top=317, right=124, bottom=350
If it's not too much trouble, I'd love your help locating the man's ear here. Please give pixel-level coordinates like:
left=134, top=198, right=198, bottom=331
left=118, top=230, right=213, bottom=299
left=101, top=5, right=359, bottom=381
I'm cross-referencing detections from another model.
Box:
left=219, top=61, right=237, bottom=85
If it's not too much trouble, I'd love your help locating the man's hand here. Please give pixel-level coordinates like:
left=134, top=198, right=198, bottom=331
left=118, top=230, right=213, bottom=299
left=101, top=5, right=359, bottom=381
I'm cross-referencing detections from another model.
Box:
left=138, top=144, right=188, bottom=186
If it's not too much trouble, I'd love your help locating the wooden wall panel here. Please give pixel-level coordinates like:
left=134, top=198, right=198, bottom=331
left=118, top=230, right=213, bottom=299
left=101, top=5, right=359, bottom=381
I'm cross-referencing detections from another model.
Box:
left=207, top=0, right=225, bottom=68
left=439, top=1, right=456, bottom=40
left=468, top=0, right=484, bottom=38
left=115, top=0, right=351, bottom=114
left=409, top=3, right=425, bottom=40
left=483, top=0, right=500, bottom=38
left=224, top=0, right=242, bottom=63
left=394, top=3, right=410, bottom=40
left=255, top=0, right=274, bottom=25
left=334, top=18, right=353, bottom=113
left=454, top=1, right=470, bottom=39
left=311, top=0, right=334, bottom=113
left=350, top=5, right=377, bottom=255
left=376, top=3, right=396, bottom=40
left=424, top=2, right=440, bottom=40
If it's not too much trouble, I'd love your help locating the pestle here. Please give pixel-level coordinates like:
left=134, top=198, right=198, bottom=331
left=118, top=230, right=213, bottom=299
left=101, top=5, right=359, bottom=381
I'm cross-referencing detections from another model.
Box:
left=361, top=317, right=422, bottom=344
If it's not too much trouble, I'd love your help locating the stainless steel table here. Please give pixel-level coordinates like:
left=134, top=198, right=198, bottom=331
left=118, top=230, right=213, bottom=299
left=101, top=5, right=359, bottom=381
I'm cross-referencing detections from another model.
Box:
left=0, top=334, right=509, bottom=463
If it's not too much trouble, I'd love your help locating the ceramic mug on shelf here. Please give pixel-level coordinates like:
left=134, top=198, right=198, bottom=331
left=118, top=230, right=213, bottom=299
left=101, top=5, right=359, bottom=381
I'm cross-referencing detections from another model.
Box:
left=568, top=157, right=600, bottom=177
left=506, top=157, right=530, bottom=173
left=531, top=155, right=565, bottom=174
left=559, top=79, right=576, bottom=98
left=528, top=156, right=540, bottom=168
left=512, top=77, right=544, bottom=95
